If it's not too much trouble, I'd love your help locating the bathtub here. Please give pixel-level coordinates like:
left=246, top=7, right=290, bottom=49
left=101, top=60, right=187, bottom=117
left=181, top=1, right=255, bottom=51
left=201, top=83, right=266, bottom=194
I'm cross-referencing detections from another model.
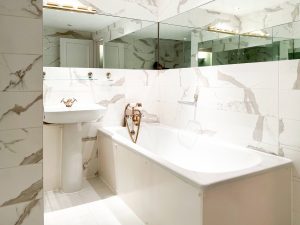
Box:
left=98, top=123, right=292, bottom=225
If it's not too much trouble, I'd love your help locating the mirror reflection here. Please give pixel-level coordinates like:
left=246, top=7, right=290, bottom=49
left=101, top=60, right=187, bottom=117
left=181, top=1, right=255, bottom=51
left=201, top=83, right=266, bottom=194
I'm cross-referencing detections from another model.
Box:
left=159, top=0, right=300, bottom=68
left=43, top=7, right=158, bottom=69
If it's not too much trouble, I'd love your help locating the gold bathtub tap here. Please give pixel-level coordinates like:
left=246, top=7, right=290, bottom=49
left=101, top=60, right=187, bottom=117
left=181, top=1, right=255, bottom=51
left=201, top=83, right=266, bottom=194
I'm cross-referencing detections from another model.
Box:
left=123, top=103, right=142, bottom=143
left=61, top=98, right=77, bottom=107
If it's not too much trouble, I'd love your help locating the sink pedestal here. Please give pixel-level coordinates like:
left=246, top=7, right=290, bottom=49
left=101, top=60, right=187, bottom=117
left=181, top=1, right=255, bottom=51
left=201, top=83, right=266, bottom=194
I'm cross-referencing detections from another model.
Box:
left=61, top=123, right=82, bottom=192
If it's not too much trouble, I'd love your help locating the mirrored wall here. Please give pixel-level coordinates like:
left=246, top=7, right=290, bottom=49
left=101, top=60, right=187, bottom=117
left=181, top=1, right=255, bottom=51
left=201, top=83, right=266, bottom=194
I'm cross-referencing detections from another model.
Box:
left=43, top=5, right=158, bottom=69
left=158, top=0, right=300, bottom=68
left=43, top=0, right=300, bottom=70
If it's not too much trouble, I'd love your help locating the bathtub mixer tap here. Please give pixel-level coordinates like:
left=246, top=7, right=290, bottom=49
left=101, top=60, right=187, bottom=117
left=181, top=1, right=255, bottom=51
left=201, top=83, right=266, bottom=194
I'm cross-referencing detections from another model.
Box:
left=123, top=103, right=142, bottom=143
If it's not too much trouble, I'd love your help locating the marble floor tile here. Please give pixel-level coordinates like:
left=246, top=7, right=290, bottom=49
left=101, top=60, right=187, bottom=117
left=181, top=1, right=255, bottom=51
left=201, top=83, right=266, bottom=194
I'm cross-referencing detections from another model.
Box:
left=44, top=177, right=144, bottom=225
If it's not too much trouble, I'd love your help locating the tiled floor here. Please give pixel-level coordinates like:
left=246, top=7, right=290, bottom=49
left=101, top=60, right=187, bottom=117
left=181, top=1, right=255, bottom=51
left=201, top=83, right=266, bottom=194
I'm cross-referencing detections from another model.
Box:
left=44, top=177, right=145, bottom=225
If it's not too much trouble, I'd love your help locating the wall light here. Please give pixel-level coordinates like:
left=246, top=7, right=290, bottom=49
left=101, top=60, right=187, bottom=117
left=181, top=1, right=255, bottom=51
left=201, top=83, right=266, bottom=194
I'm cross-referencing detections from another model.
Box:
left=44, top=1, right=97, bottom=14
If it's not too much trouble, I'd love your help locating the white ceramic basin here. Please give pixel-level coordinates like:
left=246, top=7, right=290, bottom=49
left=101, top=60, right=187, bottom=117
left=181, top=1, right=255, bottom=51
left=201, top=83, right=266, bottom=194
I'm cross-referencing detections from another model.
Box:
left=43, top=103, right=106, bottom=192
left=44, top=104, right=106, bottom=124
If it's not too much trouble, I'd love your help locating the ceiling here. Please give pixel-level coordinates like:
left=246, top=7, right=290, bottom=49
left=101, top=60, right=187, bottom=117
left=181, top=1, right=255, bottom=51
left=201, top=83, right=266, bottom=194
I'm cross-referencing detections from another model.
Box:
left=201, top=0, right=289, bottom=16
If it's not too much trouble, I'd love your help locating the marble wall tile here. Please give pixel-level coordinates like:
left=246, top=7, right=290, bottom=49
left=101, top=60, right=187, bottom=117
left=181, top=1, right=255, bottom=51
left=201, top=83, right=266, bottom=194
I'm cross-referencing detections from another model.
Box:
left=0, top=92, right=43, bottom=130
left=158, top=0, right=217, bottom=21
left=0, top=54, right=42, bottom=92
left=279, top=60, right=300, bottom=90
left=198, top=61, right=279, bottom=89
left=0, top=127, right=42, bottom=169
left=43, top=124, right=61, bottom=192
left=0, top=198, right=43, bottom=225
left=0, top=164, right=42, bottom=207
left=0, top=0, right=42, bottom=18
left=0, top=15, right=42, bottom=54
left=294, top=211, right=300, bottom=225
left=282, top=146, right=300, bottom=179
left=197, top=88, right=278, bottom=117
left=280, top=119, right=300, bottom=148
left=294, top=179, right=300, bottom=214
left=240, top=0, right=300, bottom=33
left=279, top=60, right=300, bottom=150
left=82, top=140, right=98, bottom=178
left=42, top=0, right=159, bottom=21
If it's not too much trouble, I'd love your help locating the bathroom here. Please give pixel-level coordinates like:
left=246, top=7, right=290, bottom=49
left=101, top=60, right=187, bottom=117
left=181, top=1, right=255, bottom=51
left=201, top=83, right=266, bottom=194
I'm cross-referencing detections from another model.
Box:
left=0, top=0, right=300, bottom=224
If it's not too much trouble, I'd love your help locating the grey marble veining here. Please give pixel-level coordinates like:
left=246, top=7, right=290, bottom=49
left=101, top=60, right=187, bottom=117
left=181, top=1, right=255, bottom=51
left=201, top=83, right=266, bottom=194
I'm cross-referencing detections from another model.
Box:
left=1, top=179, right=42, bottom=207
left=0, top=0, right=42, bottom=18
left=0, top=94, right=42, bottom=123
left=1, top=55, right=42, bottom=92
left=293, top=60, right=300, bottom=89
left=98, top=94, right=125, bottom=107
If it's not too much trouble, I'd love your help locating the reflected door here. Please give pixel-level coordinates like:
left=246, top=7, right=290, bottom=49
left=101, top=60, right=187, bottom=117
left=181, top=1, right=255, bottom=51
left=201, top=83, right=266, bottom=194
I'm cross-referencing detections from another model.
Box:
left=60, top=38, right=94, bottom=68
left=103, top=42, right=125, bottom=69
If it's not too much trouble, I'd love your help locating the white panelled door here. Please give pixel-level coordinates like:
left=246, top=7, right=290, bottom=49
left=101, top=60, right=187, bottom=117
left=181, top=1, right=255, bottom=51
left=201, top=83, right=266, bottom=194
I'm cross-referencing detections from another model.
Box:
left=103, top=42, right=125, bottom=69
left=60, top=38, right=94, bottom=68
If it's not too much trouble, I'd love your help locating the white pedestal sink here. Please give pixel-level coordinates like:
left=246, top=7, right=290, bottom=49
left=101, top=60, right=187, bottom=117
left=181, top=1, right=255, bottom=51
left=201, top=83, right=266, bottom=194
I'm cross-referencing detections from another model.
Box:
left=44, top=104, right=106, bottom=193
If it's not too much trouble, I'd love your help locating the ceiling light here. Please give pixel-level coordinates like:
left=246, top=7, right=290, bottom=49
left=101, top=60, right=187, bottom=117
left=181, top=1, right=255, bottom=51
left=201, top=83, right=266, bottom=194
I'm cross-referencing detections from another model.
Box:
left=208, top=26, right=270, bottom=38
left=44, top=1, right=96, bottom=14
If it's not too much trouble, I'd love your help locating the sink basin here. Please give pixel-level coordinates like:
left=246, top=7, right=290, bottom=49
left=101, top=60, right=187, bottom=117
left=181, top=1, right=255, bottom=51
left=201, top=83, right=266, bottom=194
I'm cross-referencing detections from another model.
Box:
left=43, top=103, right=106, bottom=193
left=44, top=104, right=106, bottom=124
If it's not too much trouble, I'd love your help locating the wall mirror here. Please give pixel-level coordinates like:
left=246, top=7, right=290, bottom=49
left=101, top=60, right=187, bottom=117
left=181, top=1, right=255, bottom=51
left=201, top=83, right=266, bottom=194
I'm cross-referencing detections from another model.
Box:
left=159, top=0, right=300, bottom=68
left=43, top=4, right=158, bottom=69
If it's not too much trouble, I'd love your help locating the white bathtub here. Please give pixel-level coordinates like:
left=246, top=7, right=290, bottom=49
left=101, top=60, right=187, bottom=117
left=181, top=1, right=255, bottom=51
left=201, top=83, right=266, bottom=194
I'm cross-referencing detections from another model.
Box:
left=98, top=123, right=292, bottom=225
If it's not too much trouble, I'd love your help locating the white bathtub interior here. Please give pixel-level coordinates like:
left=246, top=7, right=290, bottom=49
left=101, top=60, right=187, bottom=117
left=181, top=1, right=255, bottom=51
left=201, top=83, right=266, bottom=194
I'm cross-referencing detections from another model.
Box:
left=115, top=124, right=263, bottom=173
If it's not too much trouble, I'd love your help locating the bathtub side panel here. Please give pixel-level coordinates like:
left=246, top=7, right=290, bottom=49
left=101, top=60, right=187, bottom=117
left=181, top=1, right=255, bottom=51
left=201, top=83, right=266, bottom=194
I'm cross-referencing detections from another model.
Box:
left=203, top=167, right=292, bottom=225
left=115, top=143, right=203, bottom=225
left=98, top=133, right=117, bottom=192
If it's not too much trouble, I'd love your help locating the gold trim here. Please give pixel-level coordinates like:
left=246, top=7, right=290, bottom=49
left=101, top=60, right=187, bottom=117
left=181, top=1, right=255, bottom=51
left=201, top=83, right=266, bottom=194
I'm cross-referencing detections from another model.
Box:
left=43, top=4, right=96, bottom=14
left=207, top=26, right=270, bottom=38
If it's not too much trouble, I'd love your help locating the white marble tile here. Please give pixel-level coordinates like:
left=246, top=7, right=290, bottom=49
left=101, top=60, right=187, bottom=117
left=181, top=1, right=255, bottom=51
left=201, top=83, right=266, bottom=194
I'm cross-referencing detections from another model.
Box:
left=282, top=146, right=300, bottom=179
left=124, top=69, right=158, bottom=87
left=0, top=15, right=42, bottom=54
left=280, top=119, right=300, bottom=148
left=43, top=67, right=71, bottom=80
left=0, top=0, right=42, bottom=18
left=82, top=140, right=98, bottom=178
left=279, top=90, right=300, bottom=120
left=294, top=179, right=300, bottom=213
left=158, top=69, right=180, bottom=87
left=126, top=85, right=159, bottom=103
left=197, top=88, right=278, bottom=116
left=197, top=61, right=279, bottom=89
left=74, top=0, right=158, bottom=21
left=0, top=127, right=42, bottom=169
left=279, top=59, right=300, bottom=90
left=0, top=164, right=42, bottom=207
left=196, top=109, right=279, bottom=150
left=0, top=92, right=43, bottom=130
left=0, top=198, right=43, bottom=225
left=293, top=211, right=300, bottom=225
left=0, top=53, right=42, bottom=91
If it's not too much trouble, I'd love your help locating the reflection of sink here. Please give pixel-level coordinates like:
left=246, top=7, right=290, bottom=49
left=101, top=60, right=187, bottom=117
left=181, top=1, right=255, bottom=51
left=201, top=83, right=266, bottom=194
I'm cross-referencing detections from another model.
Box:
left=43, top=103, right=106, bottom=193
left=44, top=104, right=106, bottom=124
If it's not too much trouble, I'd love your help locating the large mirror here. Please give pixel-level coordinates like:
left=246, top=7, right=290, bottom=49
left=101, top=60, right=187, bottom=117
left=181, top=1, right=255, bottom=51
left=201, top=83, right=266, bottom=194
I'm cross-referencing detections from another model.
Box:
left=43, top=4, right=158, bottom=69
left=159, top=0, right=300, bottom=68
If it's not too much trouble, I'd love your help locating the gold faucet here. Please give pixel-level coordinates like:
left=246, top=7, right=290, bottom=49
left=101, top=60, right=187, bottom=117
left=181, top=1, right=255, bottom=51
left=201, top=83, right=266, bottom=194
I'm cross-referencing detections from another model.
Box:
left=61, top=98, right=77, bottom=107
left=123, top=103, right=142, bottom=143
